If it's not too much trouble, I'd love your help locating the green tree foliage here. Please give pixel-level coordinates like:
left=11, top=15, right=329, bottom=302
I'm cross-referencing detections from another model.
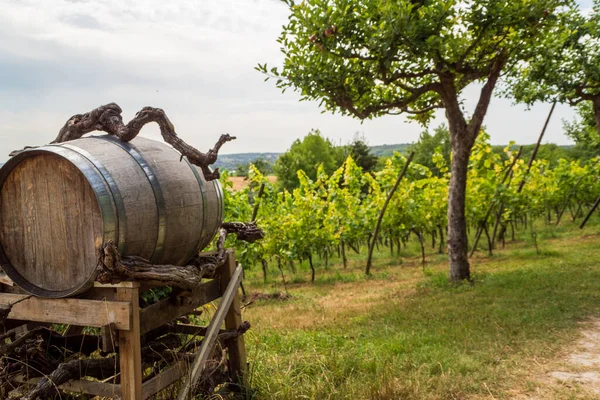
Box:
left=234, top=157, right=273, bottom=177
left=258, top=0, right=575, bottom=281
left=563, top=102, right=600, bottom=157
left=409, top=124, right=451, bottom=176
left=346, top=135, right=378, bottom=174
left=510, top=1, right=600, bottom=137
left=274, top=129, right=345, bottom=191
left=220, top=135, right=600, bottom=284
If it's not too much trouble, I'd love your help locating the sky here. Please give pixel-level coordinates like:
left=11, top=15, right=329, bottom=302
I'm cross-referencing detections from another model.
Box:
left=0, top=0, right=595, bottom=161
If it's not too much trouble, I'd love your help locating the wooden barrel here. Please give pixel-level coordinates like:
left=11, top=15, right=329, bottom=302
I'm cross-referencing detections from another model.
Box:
left=0, top=135, right=224, bottom=298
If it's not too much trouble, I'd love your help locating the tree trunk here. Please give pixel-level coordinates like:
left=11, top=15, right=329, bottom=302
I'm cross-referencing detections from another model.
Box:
left=510, top=220, right=516, bottom=241
left=277, top=257, right=288, bottom=294
left=341, top=240, right=347, bottom=269
left=575, top=202, right=583, bottom=220
left=261, top=258, right=268, bottom=284
left=413, top=229, right=426, bottom=270
left=447, top=140, right=471, bottom=281
left=438, top=58, right=505, bottom=282
left=483, top=224, right=493, bottom=256
left=308, top=254, right=315, bottom=283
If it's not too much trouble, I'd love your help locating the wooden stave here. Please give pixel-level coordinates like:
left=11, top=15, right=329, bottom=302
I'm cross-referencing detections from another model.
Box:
left=0, top=136, right=223, bottom=298
left=0, top=147, right=115, bottom=298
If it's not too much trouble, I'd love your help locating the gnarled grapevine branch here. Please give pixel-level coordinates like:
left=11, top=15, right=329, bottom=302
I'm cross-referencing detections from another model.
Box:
left=96, top=222, right=264, bottom=287
left=22, top=357, right=119, bottom=400
left=221, top=222, right=265, bottom=243
left=96, top=240, right=220, bottom=289
left=10, top=103, right=234, bottom=181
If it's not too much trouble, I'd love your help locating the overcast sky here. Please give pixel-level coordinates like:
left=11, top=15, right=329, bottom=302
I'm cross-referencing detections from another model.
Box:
left=0, top=0, right=594, bottom=161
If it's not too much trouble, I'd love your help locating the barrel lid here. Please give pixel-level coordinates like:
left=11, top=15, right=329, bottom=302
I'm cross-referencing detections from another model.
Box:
left=0, top=149, right=107, bottom=298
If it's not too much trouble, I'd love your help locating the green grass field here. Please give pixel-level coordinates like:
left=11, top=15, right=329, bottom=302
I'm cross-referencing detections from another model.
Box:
left=235, top=219, right=600, bottom=399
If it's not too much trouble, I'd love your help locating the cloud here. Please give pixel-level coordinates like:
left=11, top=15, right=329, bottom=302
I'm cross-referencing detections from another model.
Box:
left=0, top=0, right=582, bottom=162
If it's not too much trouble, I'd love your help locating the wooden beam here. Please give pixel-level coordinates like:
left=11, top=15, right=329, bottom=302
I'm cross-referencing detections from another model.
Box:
left=101, top=323, right=117, bottom=353
left=0, top=294, right=131, bottom=330
left=142, top=360, right=188, bottom=399
left=139, top=278, right=221, bottom=335
left=117, top=284, right=143, bottom=400
left=80, top=286, right=117, bottom=301
left=220, top=251, right=248, bottom=387
left=177, top=263, right=243, bottom=400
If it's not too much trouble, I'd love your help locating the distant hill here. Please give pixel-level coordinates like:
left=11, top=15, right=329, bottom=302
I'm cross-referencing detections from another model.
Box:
left=369, top=143, right=411, bottom=157
left=214, top=152, right=280, bottom=172
left=214, top=144, right=412, bottom=171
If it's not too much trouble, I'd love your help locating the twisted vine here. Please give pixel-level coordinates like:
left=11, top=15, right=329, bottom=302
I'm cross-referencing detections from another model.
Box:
left=10, top=103, right=234, bottom=181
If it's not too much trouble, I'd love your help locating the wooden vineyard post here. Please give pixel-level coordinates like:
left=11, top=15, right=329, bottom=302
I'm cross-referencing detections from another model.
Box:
left=221, top=250, right=248, bottom=388
left=366, top=151, right=415, bottom=275
left=177, top=254, right=244, bottom=400
left=117, top=282, right=143, bottom=400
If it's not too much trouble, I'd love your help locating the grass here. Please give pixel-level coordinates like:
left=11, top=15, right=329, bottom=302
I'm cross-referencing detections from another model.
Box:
left=237, top=218, right=600, bottom=399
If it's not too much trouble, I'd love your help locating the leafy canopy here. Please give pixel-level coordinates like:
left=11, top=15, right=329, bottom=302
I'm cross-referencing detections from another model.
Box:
left=274, top=129, right=345, bottom=191
left=509, top=1, right=600, bottom=107
left=259, top=0, right=575, bottom=129
left=235, top=157, right=273, bottom=177
left=563, top=102, right=600, bottom=153
left=409, top=124, right=451, bottom=176
left=345, top=134, right=378, bottom=173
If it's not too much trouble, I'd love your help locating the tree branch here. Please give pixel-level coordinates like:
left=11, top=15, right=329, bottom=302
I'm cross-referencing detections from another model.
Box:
left=386, top=103, right=443, bottom=115
left=22, top=357, right=118, bottom=400
left=336, top=82, right=441, bottom=119
left=467, top=53, right=508, bottom=142
left=384, top=69, right=436, bottom=84
left=221, top=222, right=265, bottom=243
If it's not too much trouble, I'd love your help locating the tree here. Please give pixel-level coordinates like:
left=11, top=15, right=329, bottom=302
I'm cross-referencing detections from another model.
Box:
left=235, top=157, right=273, bottom=178
left=346, top=134, right=379, bottom=174
left=510, top=1, right=600, bottom=137
left=274, top=129, right=344, bottom=191
left=563, top=102, right=600, bottom=157
left=258, top=0, right=573, bottom=281
left=409, top=124, right=451, bottom=176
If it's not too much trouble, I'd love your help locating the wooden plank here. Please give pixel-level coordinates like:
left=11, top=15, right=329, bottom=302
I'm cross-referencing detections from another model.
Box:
left=79, top=286, right=117, bottom=301
left=0, top=294, right=131, bottom=330
left=176, top=263, right=243, bottom=400
left=139, top=279, right=221, bottom=335
left=14, top=375, right=121, bottom=398
left=142, top=360, right=188, bottom=399
left=220, top=251, right=248, bottom=387
left=101, top=323, right=117, bottom=353
left=117, top=284, right=143, bottom=400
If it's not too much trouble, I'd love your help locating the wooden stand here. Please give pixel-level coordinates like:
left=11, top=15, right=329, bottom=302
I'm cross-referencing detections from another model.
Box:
left=0, top=250, right=247, bottom=400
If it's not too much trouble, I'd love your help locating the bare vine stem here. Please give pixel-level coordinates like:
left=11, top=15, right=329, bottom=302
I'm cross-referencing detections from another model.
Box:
left=10, top=103, right=235, bottom=181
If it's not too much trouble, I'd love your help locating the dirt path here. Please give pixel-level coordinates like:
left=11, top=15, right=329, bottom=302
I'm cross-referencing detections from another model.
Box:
left=539, top=319, right=600, bottom=398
